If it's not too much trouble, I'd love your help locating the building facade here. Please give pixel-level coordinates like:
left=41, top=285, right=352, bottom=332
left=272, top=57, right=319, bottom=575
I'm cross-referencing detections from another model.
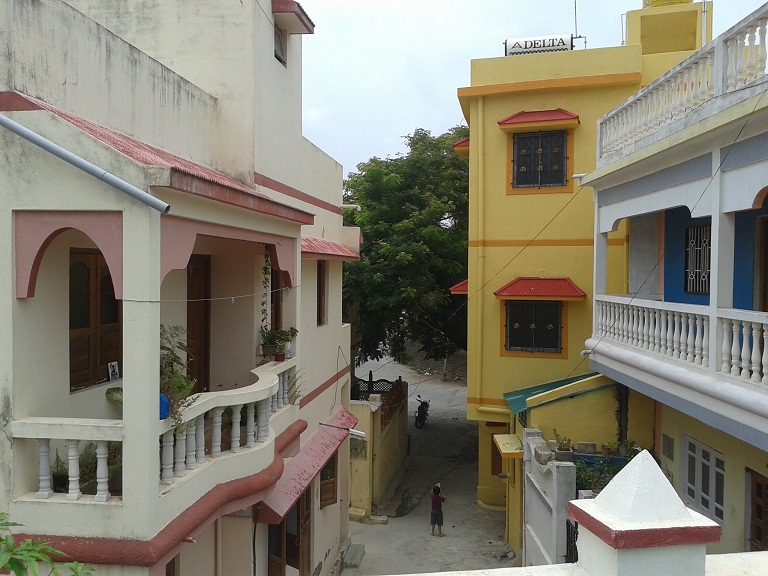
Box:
left=457, top=0, right=711, bottom=554
left=584, top=2, right=768, bottom=554
left=0, top=1, right=360, bottom=575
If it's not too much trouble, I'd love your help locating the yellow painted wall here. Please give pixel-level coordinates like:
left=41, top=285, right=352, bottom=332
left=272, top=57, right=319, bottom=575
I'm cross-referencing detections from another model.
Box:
left=529, top=387, right=618, bottom=449
left=348, top=401, right=373, bottom=515
left=460, top=0, right=707, bottom=549
left=477, top=421, right=510, bottom=507
left=659, top=406, right=768, bottom=553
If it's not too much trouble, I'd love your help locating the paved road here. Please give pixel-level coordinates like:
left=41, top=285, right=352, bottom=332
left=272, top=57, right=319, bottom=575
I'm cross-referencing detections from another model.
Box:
left=342, top=359, right=517, bottom=575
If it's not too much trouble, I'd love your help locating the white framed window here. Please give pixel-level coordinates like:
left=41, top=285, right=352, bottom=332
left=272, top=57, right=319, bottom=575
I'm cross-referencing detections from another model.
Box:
left=682, top=436, right=724, bottom=523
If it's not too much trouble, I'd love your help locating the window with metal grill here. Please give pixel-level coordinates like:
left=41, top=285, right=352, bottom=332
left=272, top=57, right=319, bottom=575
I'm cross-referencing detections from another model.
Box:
left=685, top=224, right=711, bottom=294
left=505, top=300, right=562, bottom=352
left=513, top=131, right=567, bottom=188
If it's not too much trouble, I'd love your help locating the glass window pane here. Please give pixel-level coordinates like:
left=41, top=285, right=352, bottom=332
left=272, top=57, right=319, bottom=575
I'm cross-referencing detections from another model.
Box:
left=715, top=471, right=724, bottom=506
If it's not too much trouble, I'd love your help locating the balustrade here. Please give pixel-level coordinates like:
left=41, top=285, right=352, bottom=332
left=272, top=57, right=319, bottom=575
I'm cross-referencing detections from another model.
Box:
left=16, top=364, right=295, bottom=503
left=595, top=297, right=768, bottom=386
left=598, top=7, right=768, bottom=158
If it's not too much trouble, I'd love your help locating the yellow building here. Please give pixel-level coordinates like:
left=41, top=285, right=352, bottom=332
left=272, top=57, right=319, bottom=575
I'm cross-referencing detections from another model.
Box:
left=456, top=0, right=711, bottom=556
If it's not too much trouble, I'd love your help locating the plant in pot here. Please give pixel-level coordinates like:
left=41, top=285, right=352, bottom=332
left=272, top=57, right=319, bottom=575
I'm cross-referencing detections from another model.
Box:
left=553, top=429, right=573, bottom=461
left=259, top=325, right=298, bottom=361
left=160, top=325, right=199, bottom=432
left=618, top=439, right=639, bottom=458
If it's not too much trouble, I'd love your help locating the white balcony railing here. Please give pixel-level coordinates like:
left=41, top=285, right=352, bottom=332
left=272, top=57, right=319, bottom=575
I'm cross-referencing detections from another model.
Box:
left=12, top=361, right=295, bottom=504
left=595, top=296, right=709, bottom=367
left=598, top=6, right=768, bottom=159
left=595, top=295, right=768, bottom=385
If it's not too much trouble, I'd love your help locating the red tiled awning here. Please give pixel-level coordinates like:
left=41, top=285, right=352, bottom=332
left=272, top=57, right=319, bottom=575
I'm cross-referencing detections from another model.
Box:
left=494, top=277, right=586, bottom=300
left=301, top=237, right=359, bottom=261
left=272, top=0, right=314, bottom=34
left=260, top=407, right=358, bottom=524
left=0, top=91, right=314, bottom=224
left=449, top=279, right=468, bottom=294
left=453, top=137, right=469, bottom=160
left=498, top=108, right=579, bottom=131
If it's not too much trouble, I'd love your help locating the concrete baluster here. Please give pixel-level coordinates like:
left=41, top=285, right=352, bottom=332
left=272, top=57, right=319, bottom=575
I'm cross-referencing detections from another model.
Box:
left=686, top=313, right=696, bottom=363
left=758, top=19, right=767, bottom=78
left=257, top=399, right=270, bottom=442
left=653, top=309, right=662, bottom=353
left=741, top=321, right=753, bottom=379
left=36, top=439, right=53, bottom=499
left=726, top=37, right=738, bottom=91
left=737, top=34, right=746, bottom=88
left=174, top=427, right=186, bottom=477
left=246, top=403, right=256, bottom=448
left=702, top=317, right=709, bottom=368
left=281, top=372, right=289, bottom=405
left=195, top=415, right=206, bottom=464
left=721, top=318, right=732, bottom=372
left=672, top=311, right=682, bottom=358
left=731, top=320, right=742, bottom=376
left=160, top=430, right=175, bottom=484
left=694, top=315, right=703, bottom=365
left=211, top=407, right=224, bottom=458
left=231, top=404, right=243, bottom=453
left=751, top=322, right=763, bottom=383
left=186, top=420, right=197, bottom=469
left=762, top=324, right=768, bottom=385
left=66, top=440, right=81, bottom=501
left=666, top=310, right=675, bottom=357
left=94, top=440, right=111, bottom=502
left=746, top=26, right=757, bottom=83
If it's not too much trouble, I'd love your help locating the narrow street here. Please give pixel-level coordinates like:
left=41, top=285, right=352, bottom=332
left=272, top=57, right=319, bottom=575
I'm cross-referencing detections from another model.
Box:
left=342, top=359, right=516, bottom=575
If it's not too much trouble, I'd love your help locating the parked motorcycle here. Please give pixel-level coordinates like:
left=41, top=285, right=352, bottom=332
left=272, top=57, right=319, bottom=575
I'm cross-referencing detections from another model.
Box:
left=414, top=395, right=430, bottom=428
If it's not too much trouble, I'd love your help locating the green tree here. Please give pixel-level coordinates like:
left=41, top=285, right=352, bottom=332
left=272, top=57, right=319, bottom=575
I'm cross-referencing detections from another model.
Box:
left=343, top=126, right=469, bottom=364
left=0, top=513, right=94, bottom=575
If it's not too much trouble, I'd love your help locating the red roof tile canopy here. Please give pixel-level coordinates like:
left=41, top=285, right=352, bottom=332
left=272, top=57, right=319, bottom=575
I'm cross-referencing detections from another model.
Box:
left=0, top=91, right=314, bottom=225
left=453, top=137, right=469, bottom=160
left=301, top=237, right=359, bottom=261
left=498, top=108, right=580, bottom=132
left=494, top=277, right=586, bottom=300
left=260, top=407, right=358, bottom=524
left=449, top=279, right=468, bottom=294
left=272, top=0, right=314, bottom=34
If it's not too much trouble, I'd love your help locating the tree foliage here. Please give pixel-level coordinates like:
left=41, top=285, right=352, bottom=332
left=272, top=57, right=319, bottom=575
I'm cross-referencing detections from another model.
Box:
left=343, top=126, right=469, bottom=364
left=0, top=513, right=94, bottom=576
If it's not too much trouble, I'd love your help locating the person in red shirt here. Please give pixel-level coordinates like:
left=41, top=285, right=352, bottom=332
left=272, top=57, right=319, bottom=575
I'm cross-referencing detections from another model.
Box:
left=429, top=483, right=446, bottom=536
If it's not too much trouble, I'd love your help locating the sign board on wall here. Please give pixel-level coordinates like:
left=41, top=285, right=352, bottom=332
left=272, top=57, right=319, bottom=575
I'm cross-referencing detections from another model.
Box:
left=505, top=35, right=573, bottom=56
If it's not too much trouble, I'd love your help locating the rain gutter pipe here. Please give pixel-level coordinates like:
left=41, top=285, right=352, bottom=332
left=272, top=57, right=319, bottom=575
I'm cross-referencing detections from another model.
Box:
left=0, top=113, right=170, bottom=214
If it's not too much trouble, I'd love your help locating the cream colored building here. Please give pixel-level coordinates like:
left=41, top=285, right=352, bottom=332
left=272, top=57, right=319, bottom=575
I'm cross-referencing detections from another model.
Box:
left=0, top=1, right=360, bottom=575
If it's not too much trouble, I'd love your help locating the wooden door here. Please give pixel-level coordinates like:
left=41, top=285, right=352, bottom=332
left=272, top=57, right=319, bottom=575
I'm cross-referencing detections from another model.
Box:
left=299, top=489, right=312, bottom=576
left=187, top=255, right=210, bottom=393
left=750, top=470, right=768, bottom=551
left=755, top=217, right=768, bottom=312
left=268, top=522, right=285, bottom=576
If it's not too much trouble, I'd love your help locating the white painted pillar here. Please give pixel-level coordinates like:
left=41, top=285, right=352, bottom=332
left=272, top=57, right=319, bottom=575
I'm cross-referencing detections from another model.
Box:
left=569, top=451, right=720, bottom=576
left=121, top=207, right=162, bottom=537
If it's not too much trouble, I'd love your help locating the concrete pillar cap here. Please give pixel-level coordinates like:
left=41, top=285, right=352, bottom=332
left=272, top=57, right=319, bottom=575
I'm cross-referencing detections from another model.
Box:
left=569, top=450, right=720, bottom=549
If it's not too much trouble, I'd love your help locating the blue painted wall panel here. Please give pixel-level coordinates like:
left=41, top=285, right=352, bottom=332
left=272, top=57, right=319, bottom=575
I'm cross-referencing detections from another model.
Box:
left=664, top=207, right=710, bottom=305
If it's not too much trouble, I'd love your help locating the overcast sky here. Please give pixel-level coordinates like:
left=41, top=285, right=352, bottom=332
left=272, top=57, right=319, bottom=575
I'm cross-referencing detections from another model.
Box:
left=299, top=0, right=766, bottom=179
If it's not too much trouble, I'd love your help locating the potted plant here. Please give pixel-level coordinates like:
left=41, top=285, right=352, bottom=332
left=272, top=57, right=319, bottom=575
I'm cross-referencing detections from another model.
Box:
left=553, top=429, right=573, bottom=461
left=160, top=325, right=199, bottom=431
left=618, top=439, right=638, bottom=457
left=260, top=325, right=298, bottom=360
left=600, top=443, right=613, bottom=457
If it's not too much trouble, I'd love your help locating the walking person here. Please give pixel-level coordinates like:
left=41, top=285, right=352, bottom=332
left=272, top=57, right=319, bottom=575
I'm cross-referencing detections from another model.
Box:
left=430, top=483, right=446, bottom=536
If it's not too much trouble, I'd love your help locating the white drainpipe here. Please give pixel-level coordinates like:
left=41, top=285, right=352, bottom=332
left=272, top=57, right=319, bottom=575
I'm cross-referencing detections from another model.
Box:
left=0, top=113, right=170, bottom=214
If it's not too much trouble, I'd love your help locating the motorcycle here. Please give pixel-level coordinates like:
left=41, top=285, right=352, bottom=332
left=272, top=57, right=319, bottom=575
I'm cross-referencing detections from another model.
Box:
left=414, top=395, right=430, bottom=429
